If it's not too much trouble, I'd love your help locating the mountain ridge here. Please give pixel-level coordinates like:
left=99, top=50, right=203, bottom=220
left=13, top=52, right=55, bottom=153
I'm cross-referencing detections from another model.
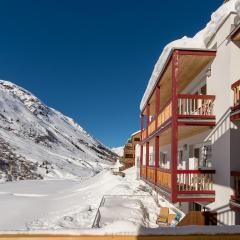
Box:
left=0, top=80, right=118, bottom=182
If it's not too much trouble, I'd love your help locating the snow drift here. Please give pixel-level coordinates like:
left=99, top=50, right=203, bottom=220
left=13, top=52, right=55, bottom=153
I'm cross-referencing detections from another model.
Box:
left=0, top=80, right=118, bottom=182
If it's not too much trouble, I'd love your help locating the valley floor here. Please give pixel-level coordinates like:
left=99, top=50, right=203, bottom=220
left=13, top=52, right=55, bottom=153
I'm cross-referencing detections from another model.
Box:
left=0, top=165, right=163, bottom=231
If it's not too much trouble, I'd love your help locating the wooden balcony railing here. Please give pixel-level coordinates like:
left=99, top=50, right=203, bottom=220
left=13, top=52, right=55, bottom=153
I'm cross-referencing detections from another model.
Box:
left=231, top=171, right=240, bottom=204
left=178, top=94, right=215, bottom=118
left=147, top=166, right=155, bottom=183
left=156, top=169, right=171, bottom=190
left=141, top=94, right=215, bottom=141
left=177, top=170, right=215, bottom=192
left=142, top=128, right=147, bottom=140
left=148, top=119, right=156, bottom=136
left=232, top=80, right=240, bottom=108
left=157, top=101, right=172, bottom=128
left=140, top=166, right=146, bottom=178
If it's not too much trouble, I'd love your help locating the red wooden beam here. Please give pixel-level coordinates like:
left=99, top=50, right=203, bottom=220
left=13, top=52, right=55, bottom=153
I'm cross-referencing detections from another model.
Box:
left=178, top=121, right=216, bottom=127
left=140, top=144, right=143, bottom=176
left=231, top=104, right=240, bottom=112
left=177, top=169, right=216, bottom=174
left=231, top=171, right=240, bottom=176
left=146, top=142, right=149, bottom=179
left=177, top=190, right=215, bottom=195
left=177, top=115, right=216, bottom=119
left=146, top=104, right=150, bottom=137
left=176, top=198, right=215, bottom=203
left=155, top=136, right=159, bottom=185
left=140, top=113, right=144, bottom=141
left=155, top=86, right=160, bottom=130
left=178, top=49, right=216, bottom=57
left=171, top=50, right=179, bottom=203
left=178, top=94, right=216, bottom=100
left=231, top=113, right=240, bottom=121
left=231, top=80, right=240, bottom=89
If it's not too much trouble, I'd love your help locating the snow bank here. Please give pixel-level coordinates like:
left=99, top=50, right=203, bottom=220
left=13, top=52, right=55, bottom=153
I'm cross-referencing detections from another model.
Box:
left=140, top=0, right=240, bottom=111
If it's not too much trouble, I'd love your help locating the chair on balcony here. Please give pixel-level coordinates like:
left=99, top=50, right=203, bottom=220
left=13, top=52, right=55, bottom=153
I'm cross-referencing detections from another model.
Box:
left=167, top=213, right=177, bottom=225
left=156, top=207, right=169, bottom=224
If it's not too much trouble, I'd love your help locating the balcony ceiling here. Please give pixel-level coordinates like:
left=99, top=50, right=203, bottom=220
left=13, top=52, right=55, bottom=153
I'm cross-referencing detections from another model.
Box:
left=158, top=125, right=212, bottom=147
left=144, top=49, right=216, bottom=116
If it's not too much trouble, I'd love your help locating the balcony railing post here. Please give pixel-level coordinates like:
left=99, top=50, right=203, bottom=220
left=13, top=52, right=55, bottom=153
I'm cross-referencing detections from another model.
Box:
left=171, top=50, right=179, bottom=203
left=146, top=104, right=150, bottom=137
left=140, top=113, right=144, bottom=141
left=155, top=86, right=160, bottom=130
left=146, top=142, right=149, bottom=179
left=155, top=136, right=159, bottom=185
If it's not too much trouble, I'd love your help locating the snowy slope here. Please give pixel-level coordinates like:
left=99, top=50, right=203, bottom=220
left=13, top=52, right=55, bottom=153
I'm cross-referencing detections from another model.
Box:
left=0, top=80, right=118, bottom=182
left=0, top=167, right=160, bottom=231
left=111, top=146, right=124, bottom=157
left=140, top=0, right=240, bottom=110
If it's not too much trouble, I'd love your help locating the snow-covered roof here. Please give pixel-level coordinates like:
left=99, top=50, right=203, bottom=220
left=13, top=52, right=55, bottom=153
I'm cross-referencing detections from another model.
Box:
left=131, top=130, right=141, bottom=137
left=140, top=0, right=240, bottom=111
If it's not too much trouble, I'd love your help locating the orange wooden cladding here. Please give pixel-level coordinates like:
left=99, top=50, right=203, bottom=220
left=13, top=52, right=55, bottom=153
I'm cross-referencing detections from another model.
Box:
left=156, top=169, right=171, bottom=189
left=142, top=129, right=147, bottom=140
left=147, top=167, right=155, bottom=183
left=157, top=101, right=172, bottom=128
left=141, top=166, right=146, bottom=178
left=148, top=119, right=156, bottom=136
left=141, top=102, right=172, bottom=141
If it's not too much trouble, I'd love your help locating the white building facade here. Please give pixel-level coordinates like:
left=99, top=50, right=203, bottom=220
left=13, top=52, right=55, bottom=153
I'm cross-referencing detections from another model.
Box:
left=139, top=5, right=240, bottom=225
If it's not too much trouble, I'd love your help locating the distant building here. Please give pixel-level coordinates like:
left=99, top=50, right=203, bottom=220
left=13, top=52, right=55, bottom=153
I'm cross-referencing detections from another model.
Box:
left=121, top=131, right=141, bottom=170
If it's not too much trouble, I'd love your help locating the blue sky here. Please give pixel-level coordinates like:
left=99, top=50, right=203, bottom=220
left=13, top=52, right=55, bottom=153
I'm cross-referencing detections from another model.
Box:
left=0, top=0, right=223, bottom=147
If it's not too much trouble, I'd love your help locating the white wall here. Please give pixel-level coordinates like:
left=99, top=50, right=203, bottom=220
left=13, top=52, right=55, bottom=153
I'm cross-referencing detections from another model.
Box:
left=202, top=13, right=240, bottom=225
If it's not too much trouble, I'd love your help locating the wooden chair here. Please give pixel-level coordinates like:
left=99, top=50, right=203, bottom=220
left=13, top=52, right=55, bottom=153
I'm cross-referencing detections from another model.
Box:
left=167, top=213, right=176, bottom=225
left=156, top=207, right=169, bottom=224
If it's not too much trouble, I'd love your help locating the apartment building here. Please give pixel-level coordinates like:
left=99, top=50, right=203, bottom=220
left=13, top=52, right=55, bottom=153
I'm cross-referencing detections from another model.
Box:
left=139, top=8, right=240, bottom=225
left=121, top=131, right=141, bottom=170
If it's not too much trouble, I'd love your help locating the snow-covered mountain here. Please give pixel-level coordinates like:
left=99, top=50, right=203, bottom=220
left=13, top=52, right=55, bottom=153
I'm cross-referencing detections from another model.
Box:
left=0, top=80, right=118, bottom=182
left=111, top=146, right=124, bottom=157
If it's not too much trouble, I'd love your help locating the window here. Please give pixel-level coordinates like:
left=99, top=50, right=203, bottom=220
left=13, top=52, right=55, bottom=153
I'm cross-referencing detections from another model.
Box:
left=159, top=152, right=167, bottom=168
left=134, top=138, right=140, bottom=142
left=178, top=149, right=183, bottom=165
left=193, top=142, right=212, bottom=169
left=149, top=153, right=155, bottom=166
left=201, top=84, right=207, bottom=95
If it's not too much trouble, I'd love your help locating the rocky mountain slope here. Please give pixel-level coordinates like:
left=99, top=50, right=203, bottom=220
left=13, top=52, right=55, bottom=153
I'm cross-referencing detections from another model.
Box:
left=0, top=80, right=118, bottom=182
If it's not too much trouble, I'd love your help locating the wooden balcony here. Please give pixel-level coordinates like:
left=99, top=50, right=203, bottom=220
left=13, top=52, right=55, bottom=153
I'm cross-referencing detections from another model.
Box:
left=231, top=80, right=240, bottom=121
left=148, top=119, right=156, bottom=136
left=123, top=158, right=134, bottom=164
left=157, top=100, right=172, bottom=128
left=178, top=94, right=215, bottom=121
left=156, top=168, right=171, bottom=190
left=141, top=167, right=215, bottom=202
left=176, top=170, right=215, bottom=202
left=142, top=128, right=147, bottom=140
left=230, top=171, right=240, bottom=210
left=140, top=166, right=146, bottom=179
left=141, top=94, right=215, bottom=141
left=146, top=166, right=155, bottom=183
